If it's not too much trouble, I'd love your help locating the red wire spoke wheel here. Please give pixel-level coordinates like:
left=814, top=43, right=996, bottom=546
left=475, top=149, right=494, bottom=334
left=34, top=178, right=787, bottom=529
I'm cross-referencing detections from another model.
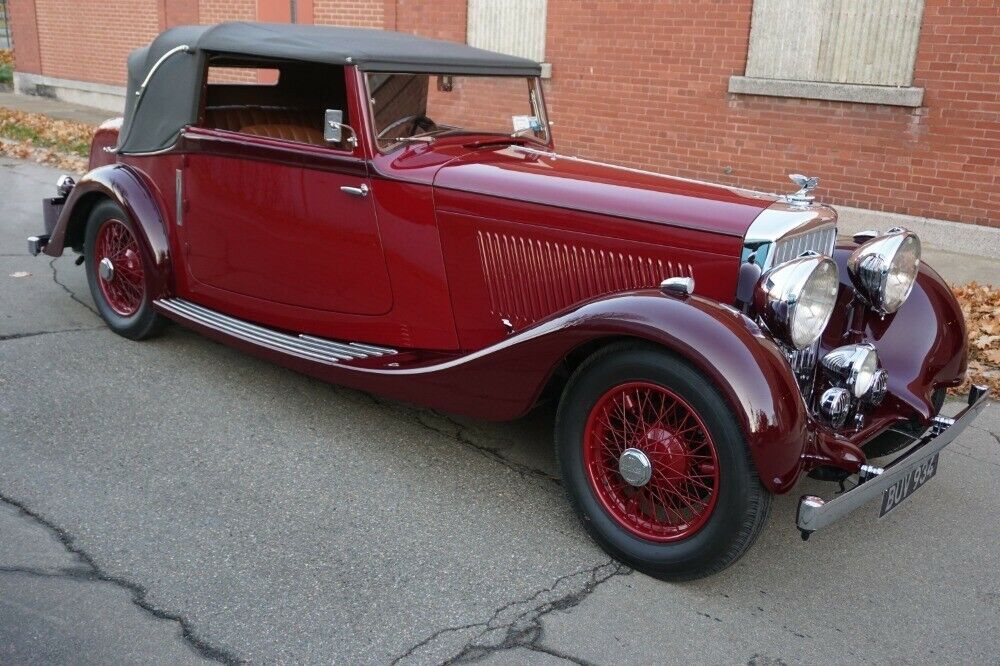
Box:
left=583, top=381, right=720, bottom=542
left=94, top=218, right=145, bottom=317
left=84, top=200, right=165, bottom=340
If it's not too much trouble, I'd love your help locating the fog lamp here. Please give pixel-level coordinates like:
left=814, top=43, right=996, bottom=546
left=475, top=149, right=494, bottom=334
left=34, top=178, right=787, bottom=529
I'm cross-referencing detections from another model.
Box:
left=819, top=387, right=851, bottom=428
left=821, top=344, right=880, bottom=399
left=867, top=368, right=889, bottom=406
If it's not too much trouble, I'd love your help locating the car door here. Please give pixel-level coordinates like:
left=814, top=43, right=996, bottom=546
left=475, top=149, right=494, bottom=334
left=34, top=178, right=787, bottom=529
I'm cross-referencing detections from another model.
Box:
left=178, top=60, right=393, bottom=317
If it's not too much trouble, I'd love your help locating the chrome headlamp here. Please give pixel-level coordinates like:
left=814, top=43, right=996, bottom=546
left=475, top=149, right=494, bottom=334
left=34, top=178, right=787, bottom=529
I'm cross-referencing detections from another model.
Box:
left=754, top=255, right=840, bottom=350
left=848, top=228, right=921, bottom=315
left=821, top=343, right=881, bottom=399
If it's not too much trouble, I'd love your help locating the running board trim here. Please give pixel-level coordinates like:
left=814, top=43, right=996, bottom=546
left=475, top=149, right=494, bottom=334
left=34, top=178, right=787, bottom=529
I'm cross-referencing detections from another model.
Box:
left=153, top=298, right=397, bottom=365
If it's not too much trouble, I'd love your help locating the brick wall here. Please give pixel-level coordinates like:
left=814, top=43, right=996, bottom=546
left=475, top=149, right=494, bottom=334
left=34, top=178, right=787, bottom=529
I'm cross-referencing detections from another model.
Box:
left=31, top=0, right=161, bottom=85
left=8, top=0, right=41, bottom=74
left=539, top=0, right=999, bottom=227
left=198, top=0, right=254, bottom=23
left=313, top=1, right=383, bottom=28
left=6, top=0, right=998, bottom=227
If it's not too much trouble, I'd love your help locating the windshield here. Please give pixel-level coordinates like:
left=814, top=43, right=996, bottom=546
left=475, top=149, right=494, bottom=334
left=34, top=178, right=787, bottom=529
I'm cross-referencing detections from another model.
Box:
left=366, top=73, right=549, bottom=151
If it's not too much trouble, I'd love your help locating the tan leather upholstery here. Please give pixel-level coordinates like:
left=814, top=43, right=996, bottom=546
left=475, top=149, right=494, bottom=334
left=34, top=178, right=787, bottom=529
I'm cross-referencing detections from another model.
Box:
left=205, top=106, right=327, bottom=146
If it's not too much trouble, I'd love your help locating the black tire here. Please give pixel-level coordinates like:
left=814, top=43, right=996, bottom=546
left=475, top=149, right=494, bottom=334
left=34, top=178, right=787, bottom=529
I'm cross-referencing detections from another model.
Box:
left=84, top=199, right=166, bottom=340
left=555, top=341, right=772, bottom=581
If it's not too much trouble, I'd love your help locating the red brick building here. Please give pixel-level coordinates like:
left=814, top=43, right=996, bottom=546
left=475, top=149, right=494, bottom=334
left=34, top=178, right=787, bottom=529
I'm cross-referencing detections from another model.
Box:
left=8, top=0, right=1000, bottom=230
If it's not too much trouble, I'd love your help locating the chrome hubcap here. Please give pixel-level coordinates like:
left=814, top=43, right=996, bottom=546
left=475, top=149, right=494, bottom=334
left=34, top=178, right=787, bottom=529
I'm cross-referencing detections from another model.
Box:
left=99, top=257, right=115, bottom=282
left=618, top=448, right=652, bottom=487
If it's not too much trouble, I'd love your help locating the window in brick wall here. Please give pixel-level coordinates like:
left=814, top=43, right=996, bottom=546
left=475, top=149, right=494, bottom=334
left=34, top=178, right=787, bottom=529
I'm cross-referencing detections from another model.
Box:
left=729, top=0, right=925, bottom=107
left=466, top=0, right=550, bottom=77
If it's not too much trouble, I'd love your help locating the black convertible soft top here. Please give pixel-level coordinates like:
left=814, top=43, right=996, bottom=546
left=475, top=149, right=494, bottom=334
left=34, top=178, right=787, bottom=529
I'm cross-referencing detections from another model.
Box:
left=117, top=22, right=541, bottom=154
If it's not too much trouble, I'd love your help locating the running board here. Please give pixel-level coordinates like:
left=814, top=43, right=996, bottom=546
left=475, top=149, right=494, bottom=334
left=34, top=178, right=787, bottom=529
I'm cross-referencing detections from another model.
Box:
left=153, top=298, right=397, bottom=365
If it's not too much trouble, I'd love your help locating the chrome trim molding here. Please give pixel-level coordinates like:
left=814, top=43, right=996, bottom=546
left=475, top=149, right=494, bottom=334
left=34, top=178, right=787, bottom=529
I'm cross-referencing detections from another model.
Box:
left=660, top=276, right=695, bottom=297
left=138, top=45, right=193, bottom=91
left=175, top=169, right=184, bottom=227
left=797, top=386, right=991, bottom=536
left=154, top=298, right=397, bottom=364
left=27, top=235, right=47, bottom=256
left=743, top=200, right=838, bottom=269
left=56, top=175, right=76, bottom=197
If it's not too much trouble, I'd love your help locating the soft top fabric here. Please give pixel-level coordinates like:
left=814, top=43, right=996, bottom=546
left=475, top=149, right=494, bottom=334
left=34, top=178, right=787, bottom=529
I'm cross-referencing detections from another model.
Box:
left=117, top=22, right=541, bottom=153
left=194, top=22, right=541, bottom=75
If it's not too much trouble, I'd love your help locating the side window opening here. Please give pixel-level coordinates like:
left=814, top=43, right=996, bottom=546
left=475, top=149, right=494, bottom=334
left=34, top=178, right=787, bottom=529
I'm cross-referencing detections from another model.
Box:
left=199, top=57, right=353, bottom=150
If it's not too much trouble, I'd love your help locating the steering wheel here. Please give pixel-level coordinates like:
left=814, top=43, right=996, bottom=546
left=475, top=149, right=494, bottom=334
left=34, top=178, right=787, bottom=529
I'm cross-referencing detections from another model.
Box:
left=377, top=114, right=437, bottom=140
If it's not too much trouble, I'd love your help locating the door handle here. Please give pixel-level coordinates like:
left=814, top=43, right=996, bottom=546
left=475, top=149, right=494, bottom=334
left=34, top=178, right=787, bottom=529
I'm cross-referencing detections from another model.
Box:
left=340, top=184, right=369, bottom=198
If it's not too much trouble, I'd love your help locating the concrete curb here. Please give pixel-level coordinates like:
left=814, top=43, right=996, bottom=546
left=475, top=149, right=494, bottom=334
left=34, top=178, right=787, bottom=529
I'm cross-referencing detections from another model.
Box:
left=835, top=205, right=1000, bottom=261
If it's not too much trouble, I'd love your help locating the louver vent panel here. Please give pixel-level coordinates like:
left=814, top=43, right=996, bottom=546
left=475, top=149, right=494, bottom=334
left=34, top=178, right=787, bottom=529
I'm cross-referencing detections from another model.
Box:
left=477, top=231, right=692, bottom=327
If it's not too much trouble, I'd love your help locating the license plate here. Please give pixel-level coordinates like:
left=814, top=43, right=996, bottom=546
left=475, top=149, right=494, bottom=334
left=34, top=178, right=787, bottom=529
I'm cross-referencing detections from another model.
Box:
left=879, top=453, right=940, bottom=518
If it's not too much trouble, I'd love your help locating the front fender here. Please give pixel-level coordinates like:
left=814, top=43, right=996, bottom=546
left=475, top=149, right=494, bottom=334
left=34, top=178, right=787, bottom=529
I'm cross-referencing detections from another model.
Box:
left=545, top=292, right=808, bottom=493
left=828, top=246, right=967, bottom=424
left=373, top=291, right=808, bottom=493
left=43, top=164, right=172, bottom=299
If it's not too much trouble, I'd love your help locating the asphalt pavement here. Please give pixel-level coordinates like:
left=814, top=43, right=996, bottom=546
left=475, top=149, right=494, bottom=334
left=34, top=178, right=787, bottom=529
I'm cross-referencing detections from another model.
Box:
left=1, top=157, right=998, bottom=664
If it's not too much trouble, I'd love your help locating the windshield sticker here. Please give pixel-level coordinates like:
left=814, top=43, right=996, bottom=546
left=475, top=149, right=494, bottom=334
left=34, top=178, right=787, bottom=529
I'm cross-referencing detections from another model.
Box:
left=512, top=115, right=542, bottom=133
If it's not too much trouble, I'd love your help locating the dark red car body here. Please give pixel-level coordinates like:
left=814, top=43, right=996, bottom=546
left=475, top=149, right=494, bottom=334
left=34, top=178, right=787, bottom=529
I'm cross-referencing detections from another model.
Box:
left=38, top=61, right=970, bottom=500
left=32, top=25, right=990, bottom=580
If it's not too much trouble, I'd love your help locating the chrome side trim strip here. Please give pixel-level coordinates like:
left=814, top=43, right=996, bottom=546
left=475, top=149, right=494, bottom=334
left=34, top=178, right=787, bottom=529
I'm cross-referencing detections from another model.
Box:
left=175, top=169, right=184, bottom=227
left=153, top=298, right=397, bottom=364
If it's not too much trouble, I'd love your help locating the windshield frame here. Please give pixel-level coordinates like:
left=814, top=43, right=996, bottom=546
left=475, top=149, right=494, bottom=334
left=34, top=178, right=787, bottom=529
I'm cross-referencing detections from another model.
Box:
left=362, top=72, right=551, bottom=154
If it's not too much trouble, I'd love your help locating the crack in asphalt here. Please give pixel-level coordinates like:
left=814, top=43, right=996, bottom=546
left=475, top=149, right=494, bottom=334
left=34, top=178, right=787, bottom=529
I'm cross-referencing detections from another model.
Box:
left=392, top=560, right=629, bottom=665
left=0, top=492, right=243, bottom=665
left=0, top=326, right=103, bottom=342
left=48, top=257, right=99, bottom=316
left=363, top=393, right=562, bottom=487
left=420, top=410, right=563, bottom=486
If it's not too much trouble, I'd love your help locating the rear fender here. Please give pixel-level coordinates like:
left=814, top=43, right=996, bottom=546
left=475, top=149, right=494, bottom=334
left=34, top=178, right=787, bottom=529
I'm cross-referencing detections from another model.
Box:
left=43, top=164, right=172, bottom=299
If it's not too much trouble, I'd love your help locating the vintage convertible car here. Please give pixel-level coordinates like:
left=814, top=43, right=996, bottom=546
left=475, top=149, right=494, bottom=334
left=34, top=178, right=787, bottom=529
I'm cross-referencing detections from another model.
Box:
left=29, top=23, right=989, bottom=580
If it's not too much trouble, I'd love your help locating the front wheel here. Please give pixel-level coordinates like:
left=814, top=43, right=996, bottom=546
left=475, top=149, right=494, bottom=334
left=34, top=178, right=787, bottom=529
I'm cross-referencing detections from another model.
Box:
left=84, top=199, right=165, bottom=340
left=555, top=342, right=772, bottom=581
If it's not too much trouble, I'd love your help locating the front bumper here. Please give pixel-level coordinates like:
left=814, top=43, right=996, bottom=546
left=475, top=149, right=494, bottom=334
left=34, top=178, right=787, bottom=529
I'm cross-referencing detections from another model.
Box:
left=797, top=385, right=990, bottom=536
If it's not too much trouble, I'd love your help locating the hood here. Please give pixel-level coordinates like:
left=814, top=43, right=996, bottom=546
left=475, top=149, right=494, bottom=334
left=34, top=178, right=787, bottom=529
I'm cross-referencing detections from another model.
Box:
left=432, top=145, right=776, bottom=238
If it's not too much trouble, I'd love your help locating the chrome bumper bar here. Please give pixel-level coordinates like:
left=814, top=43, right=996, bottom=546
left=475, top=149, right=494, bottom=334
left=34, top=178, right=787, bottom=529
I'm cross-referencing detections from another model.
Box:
left=797, top=385, right=990, bottom=537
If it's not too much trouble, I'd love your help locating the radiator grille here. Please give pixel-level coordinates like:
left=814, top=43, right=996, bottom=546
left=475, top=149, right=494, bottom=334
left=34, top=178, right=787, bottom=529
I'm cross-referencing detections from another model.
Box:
left=478, top=231, right=692, bottom=328
left=769, top=225, right=837, bottom=267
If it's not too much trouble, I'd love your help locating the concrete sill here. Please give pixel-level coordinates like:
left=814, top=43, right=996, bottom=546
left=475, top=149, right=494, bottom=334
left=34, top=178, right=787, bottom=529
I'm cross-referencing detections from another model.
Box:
left=728, top=76, right=924, bottom=108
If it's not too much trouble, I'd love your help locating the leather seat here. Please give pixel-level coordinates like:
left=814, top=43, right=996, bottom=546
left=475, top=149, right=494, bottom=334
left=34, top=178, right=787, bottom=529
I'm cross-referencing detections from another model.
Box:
left=205, top=105, right=327, bottom=146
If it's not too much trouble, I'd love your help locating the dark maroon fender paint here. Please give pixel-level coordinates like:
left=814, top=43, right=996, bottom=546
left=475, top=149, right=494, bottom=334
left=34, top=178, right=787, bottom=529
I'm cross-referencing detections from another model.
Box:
left=43, top=164, right=172, bottom=299
left=824, top=244, right=967, bottom=422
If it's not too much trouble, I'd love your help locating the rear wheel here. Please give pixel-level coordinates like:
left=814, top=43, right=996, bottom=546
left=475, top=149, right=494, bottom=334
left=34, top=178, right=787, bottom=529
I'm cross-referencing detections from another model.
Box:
left=555, top=342, right=771, bottom=580
left=84, top=200, right=165, bottom=340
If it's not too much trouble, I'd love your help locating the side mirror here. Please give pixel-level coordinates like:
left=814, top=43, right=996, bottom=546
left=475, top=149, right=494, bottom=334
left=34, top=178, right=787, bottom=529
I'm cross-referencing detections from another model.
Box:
left=324, top=109, right=358, bottom=149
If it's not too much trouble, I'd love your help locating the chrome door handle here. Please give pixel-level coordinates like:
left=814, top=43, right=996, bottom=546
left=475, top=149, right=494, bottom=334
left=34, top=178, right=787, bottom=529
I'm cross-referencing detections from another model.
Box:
left=340, top=184, right=369, bottom=198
